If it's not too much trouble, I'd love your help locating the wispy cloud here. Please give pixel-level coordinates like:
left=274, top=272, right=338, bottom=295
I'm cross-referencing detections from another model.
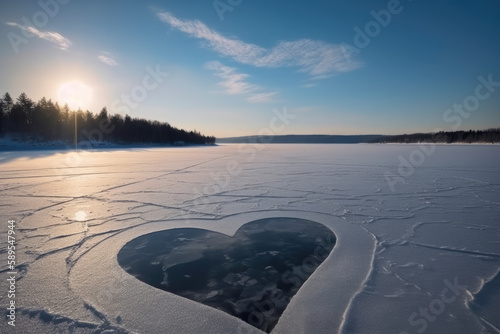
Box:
left=205, top=61, right=276, bottom=103
left=157, top=12, right=264, bottom=65
left=156, top=11, right=361, bottom=78
left=205, top=61, right=258, bottom=95
left=6, top=22, right=71, bottom=50
left=246, top=92, right=278, bottom=103
left=98, top=52, right=118, bottom=66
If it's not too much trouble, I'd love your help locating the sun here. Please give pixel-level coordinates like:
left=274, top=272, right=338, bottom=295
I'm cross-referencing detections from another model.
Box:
left=57, top=82, right=92, bottom=111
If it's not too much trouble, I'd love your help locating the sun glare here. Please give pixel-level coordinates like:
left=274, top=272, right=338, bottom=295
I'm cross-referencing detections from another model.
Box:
left=74, top=210, right=87, bottom=221
left=57, top=82, right=92, bottom=111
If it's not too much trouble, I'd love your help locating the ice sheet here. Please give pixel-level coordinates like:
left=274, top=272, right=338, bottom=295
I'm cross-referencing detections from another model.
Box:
left=0, top=144, right=499, bottom=333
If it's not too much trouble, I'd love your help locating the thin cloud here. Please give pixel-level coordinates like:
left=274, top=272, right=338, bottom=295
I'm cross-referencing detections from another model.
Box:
left=6, top=22, right=71, bottom=50
left=246, top=92, right=278, bottom=103
left=205, top=61, right=277, bottom=103
left=156, top=11, right=361, bottom=78
left=205, top=61, right=258, bottom=95
left=98, top=52, right=118, bottom=66
left=157, top=12, right=264, bottom=65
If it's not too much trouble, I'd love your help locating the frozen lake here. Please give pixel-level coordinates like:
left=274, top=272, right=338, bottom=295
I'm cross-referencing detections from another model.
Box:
left=0, top=144, right=499, bottom=334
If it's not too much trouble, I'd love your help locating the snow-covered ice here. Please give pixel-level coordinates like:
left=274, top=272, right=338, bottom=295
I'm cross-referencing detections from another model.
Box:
left=0, top=144, right=499, bottom=334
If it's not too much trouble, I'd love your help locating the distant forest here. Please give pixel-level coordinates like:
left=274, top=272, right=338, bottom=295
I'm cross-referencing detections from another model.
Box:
left=371, top=129, right=500, bottom=144
left=0, top=92, right=216, bottom=146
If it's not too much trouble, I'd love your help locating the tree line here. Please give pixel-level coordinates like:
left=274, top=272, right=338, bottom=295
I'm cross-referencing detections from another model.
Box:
left=0, top=92, right=216, bottom=146
left=371, top=128, right=500, bottom=144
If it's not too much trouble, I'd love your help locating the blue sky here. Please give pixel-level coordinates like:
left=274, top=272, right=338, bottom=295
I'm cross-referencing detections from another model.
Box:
left=0, top=0, right=499, bottom=137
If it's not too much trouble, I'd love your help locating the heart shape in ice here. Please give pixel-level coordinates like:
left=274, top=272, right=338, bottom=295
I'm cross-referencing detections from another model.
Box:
left=117, top=218, right=335, bottom=333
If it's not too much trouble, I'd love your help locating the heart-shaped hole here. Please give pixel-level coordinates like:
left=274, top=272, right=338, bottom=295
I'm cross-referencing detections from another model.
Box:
left=118, top=217, right=336, bottom=332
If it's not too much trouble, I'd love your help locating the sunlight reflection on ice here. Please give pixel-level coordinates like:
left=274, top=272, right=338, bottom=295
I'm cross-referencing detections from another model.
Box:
left=74, top=210, right=87, bottom=221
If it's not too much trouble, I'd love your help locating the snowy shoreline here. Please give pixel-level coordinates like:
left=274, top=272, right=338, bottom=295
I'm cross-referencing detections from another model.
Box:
left=0, top=138, right=216, bottom=152
left=1, top=135, right=498, bottom=153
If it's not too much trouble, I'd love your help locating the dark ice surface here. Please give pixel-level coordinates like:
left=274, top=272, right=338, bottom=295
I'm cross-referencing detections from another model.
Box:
left=469, top=272, right=500, bottom=331
left=117, top=218, right=336, bottom=332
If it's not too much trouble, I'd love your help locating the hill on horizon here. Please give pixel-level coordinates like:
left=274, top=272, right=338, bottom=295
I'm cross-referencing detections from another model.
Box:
left=217, top=129, right=500, bottom=144
left=216, top=134, right=384, bottom=144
